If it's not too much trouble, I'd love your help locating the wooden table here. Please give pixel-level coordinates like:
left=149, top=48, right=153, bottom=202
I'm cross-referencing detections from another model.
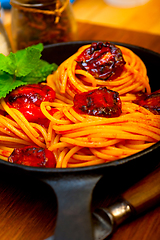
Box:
left=1, top=21, right=160, bottom=240
left=77, top=22, right=160, bottom=54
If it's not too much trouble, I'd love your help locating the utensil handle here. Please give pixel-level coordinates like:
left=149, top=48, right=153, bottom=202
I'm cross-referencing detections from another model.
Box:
left=0, top=17, right=12, bottom=54
left=122, top=166, right=160, bottom=214
left=45, top=174, right=101, bottom=240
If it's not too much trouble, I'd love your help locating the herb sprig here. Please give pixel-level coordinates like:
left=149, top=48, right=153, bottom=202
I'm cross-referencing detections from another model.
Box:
left=0, top=43, right=58, bottom=98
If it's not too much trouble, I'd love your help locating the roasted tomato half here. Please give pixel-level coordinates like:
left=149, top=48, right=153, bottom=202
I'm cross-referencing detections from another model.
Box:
left=5, top=84, right=56, bottom=126
left=76, top=41, right=125, bottom=80
left=8, top=146, right=56, bottom=168
left=73, top=87, right=122, bottom=117
left=137, top=89, right=160, bottom=115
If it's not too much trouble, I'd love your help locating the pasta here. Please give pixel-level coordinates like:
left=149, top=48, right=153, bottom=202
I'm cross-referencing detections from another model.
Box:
left=0, top=42, right=159, bottom=168
left=50, top=44, right=151, bottom=98
left=40, top=101, right=160, bottom=168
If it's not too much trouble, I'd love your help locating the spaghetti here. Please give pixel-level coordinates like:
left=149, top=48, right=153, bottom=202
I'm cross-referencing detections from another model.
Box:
left=50, top=43, right=151, bottom=99
left=0, top=42, right=159, bottom=168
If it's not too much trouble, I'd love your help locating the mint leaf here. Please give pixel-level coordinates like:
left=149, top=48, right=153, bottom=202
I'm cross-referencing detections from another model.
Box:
left=14, top=43, right=43, bottom=77
left=0, top=72, right=26, bottom=98
left=0, top=43, right=44, bottom=77
left=23, top=62, right=58, bottom=84
left=33, top=43, right=43, bottom=51
left=0, top=43, right=58, bottom=99
left=0, top=53, right=16, bottom=75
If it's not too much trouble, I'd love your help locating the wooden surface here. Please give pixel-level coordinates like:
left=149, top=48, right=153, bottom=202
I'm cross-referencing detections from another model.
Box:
left=3, top=0, right=160, bottom=36
left=77, top=22, right=160, bottom=54
left=72, top=0, right=160, bottom=36
left=1, top=21, right=160, bottom=240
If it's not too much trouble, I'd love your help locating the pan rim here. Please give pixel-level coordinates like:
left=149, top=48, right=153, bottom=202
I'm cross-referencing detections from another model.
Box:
left=0, top=141, right=159, bottom=173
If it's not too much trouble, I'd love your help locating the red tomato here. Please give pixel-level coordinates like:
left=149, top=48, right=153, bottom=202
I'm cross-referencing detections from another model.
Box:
left=73, top=87, right=122, bottom=117
left=8, top=146, right=56, bottom=168
left=5, top=84, right=56, bottom=126
left=137, top=89, right=160, bottom=115
left=76, top=41, right=125, bottom=80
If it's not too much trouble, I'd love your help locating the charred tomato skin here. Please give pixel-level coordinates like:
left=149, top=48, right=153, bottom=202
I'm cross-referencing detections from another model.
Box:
left=137, top=90, right=160, bottom=115
left=8, top=146, right=56, bottom=168
left=5, top=84, right=56, bottom=126
left=76, top=41, right=126, bottom=80
left=73, top=87, right=122, bottom=118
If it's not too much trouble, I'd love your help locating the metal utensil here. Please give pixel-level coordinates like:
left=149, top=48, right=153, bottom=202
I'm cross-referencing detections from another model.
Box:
left=0, top=6, right=12, bottom=55
left=93, top=165, right=160, bottom=240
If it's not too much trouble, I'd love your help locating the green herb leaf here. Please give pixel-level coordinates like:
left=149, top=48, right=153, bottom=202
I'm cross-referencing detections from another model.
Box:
left=0, top=72, right=26, bottom=98
left=0, top=43, right=58, bottom=99
left=22, top=60, right=58, bottom=83
left=14, top=43, right=43, bottom=77
left=0, top=52, right=16, bottom=75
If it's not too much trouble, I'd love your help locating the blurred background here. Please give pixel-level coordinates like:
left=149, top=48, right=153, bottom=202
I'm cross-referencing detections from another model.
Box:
left=1, top=0, right=160, bottom=35
left=0, top=0, right=160, bottom=53
left=72, top=0, right=160, bottom=35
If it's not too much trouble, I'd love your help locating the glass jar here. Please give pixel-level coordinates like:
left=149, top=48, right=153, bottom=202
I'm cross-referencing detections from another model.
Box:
left=10, top=0, right=77, bottom=51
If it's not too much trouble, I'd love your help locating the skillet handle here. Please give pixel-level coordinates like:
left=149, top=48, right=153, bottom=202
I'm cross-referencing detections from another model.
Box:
left=45, top=174, right=101, bottom=240
left=122, top=166, right=160, bottom=214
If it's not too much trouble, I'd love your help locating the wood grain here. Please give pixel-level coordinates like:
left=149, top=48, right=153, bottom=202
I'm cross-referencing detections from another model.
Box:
left=122, top=167, right=160, bottom=214
left=77, top=22, right=160, bottom=54
left=0, top=174, right=57, bottom=240
left=72, top=0, right=160, bottom=36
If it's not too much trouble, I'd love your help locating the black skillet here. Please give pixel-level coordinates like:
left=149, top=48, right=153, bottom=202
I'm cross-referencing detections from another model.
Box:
left=0, top=41, right=160, bottom=240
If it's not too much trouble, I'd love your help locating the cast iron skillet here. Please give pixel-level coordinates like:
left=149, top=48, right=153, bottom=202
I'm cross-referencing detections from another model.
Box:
left=0, top=41, right=160, bottom=240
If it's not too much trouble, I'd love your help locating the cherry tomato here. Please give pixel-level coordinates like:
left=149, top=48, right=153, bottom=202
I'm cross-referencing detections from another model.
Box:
left=5, top=84, right=56, bottom=126
left=76, top=42, right=125, bottom=80
left=73, top=87, right=122, bottom=117
left=137, top=89, right=160, bottom=115
left=8, top=146, right=56, bottom=168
